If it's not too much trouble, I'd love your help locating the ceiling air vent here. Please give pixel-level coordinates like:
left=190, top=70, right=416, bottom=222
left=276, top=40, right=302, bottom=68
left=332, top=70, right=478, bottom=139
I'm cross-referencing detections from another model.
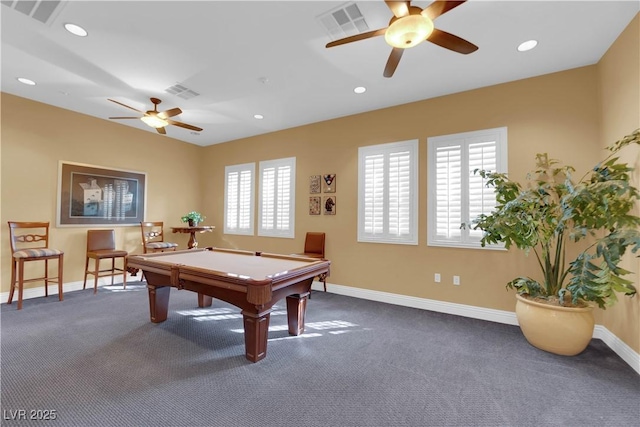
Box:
left=165, top=84, right=200, bottom=101
left=317, top=2, right=369, bottom=41
left=1, top=0, right=65, bottom=25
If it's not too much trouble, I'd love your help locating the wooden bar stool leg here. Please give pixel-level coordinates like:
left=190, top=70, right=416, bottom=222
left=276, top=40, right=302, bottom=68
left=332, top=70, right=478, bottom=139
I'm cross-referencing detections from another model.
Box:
left=17, top=259, right=25, bottom=310
left=8, top=259, right=17, bottom=305
left=122, top=257, right=127, bottom=289
left=83, top=256, right=90, bottom=290
left=111, top=258, right=116, bottom=285
left=58, top=254, right=64, bottom=301
left=44, top=259, right=49, bottom=297
left=93, top=258, right=100, bottom=294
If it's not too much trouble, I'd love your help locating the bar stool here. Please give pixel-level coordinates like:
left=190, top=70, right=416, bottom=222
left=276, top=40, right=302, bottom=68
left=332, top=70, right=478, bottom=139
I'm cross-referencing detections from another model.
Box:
left=8, top=221, right=64, bottom=310
left=83, top=229, right=128, bottom=293
left=293, top=232, right=327, bottom=292
left=140, top=221, right=178, bottom=253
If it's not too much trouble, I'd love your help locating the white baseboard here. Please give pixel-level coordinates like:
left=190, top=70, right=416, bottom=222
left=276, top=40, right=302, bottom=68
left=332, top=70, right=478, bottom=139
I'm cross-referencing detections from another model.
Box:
left=313, top=281, right=519, bottom=325
left=2, top=278, right=637, bottom=374
left=312, top=281, right=640, bottom=375
left=0, top=274, right=136, bottom=302
left=593, top=325, right=640, bottom=374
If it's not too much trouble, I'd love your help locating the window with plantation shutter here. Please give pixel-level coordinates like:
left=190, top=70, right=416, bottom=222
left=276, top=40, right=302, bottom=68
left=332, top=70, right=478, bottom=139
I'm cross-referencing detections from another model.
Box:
left=358, top=140, right=418, bottom=245
left=224, top=163, right=255, bottom=236
left=427, top=127, right=507, bottom=249
left=258, top=157, right=296, bottom=238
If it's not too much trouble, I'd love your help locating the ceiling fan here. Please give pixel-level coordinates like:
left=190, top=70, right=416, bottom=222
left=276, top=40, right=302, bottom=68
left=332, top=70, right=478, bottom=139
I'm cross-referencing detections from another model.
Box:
left=108, top=97, right=203, bottom=135
left=326, top=0, right=478, bottom=78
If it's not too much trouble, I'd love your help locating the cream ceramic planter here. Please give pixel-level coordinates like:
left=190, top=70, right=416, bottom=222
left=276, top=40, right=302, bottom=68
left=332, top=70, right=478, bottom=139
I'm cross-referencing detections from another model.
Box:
left=515, top=293, right=595, bottom=356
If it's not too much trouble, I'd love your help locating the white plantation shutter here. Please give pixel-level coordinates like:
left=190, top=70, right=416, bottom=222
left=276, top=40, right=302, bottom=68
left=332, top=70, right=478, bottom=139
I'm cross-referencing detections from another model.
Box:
left=428, top=127, right=507, bottom=249
left=389, top=150, right=412, bottom=236
left=261, top=168, right=275, bottom=230
left=238, top=170, right=252, bottom=230
left=224, top=163, right=255, bottom=235
left=435, top=144, right=462, bottom=240
left=358, top=140, right=418, bottom=245
left=468, top=140, right=498, bottom=240
left=258, top=157, right=295, bottom=238
left=276, top=166, right=290, bottom=230
left=363, top=154, right=384, bottom=235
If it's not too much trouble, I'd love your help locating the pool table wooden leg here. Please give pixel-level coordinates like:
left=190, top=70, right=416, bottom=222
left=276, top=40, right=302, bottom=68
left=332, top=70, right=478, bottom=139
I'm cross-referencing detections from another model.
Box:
left=286, top=292, right=310, bottom=336
left=198, top=293, right=213, bottom=307
left=148, top=285, right=171, bottom=323
left=242, top=310, right=271, bottom=363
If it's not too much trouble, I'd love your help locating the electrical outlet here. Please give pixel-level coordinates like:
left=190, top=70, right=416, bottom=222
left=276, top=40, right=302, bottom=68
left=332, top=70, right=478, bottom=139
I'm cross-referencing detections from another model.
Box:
left=434, top=273, right=441, bottom=283
left=453, top=276, right=460, bottom=285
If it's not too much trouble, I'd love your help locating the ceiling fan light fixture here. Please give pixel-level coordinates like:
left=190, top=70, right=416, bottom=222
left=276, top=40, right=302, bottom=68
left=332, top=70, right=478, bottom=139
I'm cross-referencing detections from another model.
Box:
left=384, top=15, right=433, bottom=49
left=141, top=115, right=169, bottom=129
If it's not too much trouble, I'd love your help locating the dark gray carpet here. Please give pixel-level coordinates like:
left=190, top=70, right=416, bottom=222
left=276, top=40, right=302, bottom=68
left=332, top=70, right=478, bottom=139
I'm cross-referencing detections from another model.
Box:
left=1, top=283, right=638, bottom=427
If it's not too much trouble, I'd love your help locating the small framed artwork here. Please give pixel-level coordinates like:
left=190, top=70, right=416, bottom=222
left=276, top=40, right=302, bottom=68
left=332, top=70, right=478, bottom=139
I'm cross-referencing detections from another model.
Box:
left=309, top=196, right=321, bottom=215
left=309, top=175, right=321, bottom=194
left=323, top=196, right=336, bottom=215
left=323, top=174, right=336, bottom=193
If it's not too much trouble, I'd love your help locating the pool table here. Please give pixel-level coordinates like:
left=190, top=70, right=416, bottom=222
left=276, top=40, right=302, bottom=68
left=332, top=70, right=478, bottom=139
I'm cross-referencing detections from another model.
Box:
left=126, top=247, right=330, bottom=362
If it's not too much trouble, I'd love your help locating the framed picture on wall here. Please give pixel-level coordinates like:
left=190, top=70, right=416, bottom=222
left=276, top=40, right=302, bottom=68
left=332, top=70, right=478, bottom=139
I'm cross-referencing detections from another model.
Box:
left=323, top=196, right=336, bottom=215
left=57, top=161, right=146, bottom=227
left=323, top=174, right=336, bottom=193
left=309, top=175, right=321, bottom=194
left=309, top=196, right=321, bottom=215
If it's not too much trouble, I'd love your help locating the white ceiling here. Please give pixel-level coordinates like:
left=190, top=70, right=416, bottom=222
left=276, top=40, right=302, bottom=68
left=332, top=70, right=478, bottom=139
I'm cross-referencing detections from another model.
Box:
left=2, top=1, right=638, bottom=146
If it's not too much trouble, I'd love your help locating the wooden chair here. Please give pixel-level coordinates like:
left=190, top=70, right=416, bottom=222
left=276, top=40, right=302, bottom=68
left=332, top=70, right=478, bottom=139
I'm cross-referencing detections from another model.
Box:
left=7, top=221, right=64, bottom=310
left=140, top=221, right=178, bottom=253
left=83, top=229, right=128, bottom=294
left=294, top=232, right=327, bottom=292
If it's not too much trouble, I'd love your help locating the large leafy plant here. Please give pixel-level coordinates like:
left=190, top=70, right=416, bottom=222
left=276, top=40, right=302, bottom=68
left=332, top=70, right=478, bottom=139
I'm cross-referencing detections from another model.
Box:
left=469, top=129, right=640, bottom=308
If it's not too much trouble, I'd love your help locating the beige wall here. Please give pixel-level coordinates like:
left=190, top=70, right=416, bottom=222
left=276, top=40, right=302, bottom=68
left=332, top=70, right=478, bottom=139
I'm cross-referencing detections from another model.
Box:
left=597, top=15, right=640, bottom=351
left=1, top=15, right=638, bottom=352
left=201, top=65, right=602, bottom=317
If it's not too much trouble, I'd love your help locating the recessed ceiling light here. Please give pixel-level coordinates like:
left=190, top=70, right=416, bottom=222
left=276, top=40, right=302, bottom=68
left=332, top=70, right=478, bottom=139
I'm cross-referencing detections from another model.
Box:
left=254, top=114, right=264, bottom=120
left=354, top=86, right=366, bottom=94
left=517, top=40, right=538, bottom=52
left=64, top=23, right=88, bottom=37
left=17, top=77, right=36, bottom=86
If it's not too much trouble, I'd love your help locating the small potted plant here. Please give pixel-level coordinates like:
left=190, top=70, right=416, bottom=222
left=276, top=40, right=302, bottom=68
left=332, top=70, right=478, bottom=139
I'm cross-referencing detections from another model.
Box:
left=181, top=211, right=205, bottom=227
left=466, top=129, right=640, bottom=355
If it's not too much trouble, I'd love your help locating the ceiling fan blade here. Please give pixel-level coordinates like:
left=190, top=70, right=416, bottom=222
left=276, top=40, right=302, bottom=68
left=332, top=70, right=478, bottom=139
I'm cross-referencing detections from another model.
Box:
left=422, top=1, right=466, bottom=21
left=167, top=119, right=203, bottom=132
left=385, top=1, right=410, bottom=18
left=158, top=107, right=182, bottom=120
left=109, top=116, right=140, bottom=119
left=383, top=48, right=404, bottom=78
left=107, top=98, right=143, bottom=113
left=326, top=28, right=387, bottom=48
left=156, top=127, right=167, bottom=135
left=427, top=28, right=478, bottom=54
